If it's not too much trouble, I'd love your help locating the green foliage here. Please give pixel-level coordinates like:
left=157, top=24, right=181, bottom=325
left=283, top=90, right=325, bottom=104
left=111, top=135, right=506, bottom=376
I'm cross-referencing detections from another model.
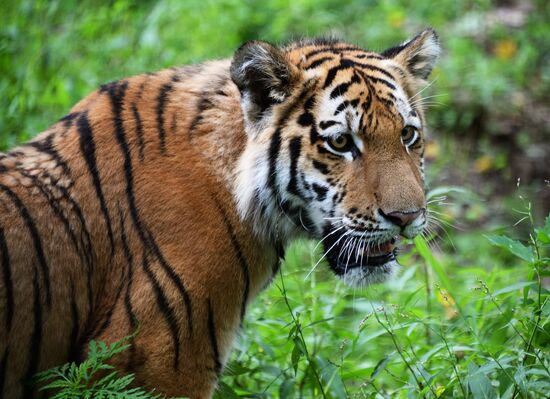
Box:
left=34, top=337, right=184, bottom=399
left=222, top=197, right=549, bottom=398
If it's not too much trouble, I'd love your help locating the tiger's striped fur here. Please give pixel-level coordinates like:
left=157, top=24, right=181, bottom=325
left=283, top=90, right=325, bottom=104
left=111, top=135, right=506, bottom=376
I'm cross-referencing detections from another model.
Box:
left=0, top=29, right=440, bottom=398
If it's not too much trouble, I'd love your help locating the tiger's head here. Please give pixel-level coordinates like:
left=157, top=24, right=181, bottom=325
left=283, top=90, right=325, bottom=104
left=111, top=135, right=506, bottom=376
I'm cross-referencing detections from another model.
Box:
left=231, top=30, right=440, bottom=286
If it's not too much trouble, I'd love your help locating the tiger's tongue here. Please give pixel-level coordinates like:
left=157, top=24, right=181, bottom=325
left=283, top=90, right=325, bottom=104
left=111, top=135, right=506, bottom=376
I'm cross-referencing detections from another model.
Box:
left=365, top=240, right=395, bottom=256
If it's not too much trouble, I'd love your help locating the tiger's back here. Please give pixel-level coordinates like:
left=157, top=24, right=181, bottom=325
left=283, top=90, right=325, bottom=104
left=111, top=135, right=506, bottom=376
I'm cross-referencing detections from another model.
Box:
left=1, top=31, right=440, bottom=398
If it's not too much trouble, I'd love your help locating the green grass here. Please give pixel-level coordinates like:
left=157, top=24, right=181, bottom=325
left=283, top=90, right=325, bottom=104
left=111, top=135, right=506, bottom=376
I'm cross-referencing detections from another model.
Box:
left=222, top=195, right=550, bottom=398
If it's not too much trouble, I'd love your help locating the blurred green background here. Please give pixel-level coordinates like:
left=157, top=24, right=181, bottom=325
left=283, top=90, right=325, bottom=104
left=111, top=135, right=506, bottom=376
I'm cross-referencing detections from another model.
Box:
left=2, top=1, right=549, bottom=398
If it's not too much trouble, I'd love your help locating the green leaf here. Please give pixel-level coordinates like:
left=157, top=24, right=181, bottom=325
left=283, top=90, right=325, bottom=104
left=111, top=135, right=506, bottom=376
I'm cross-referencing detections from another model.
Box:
left=370, top=353, right=392, bottom=379
left=213, top=381, right=240, bottom=399
left=514, top=366, right=529, bottom=398
left=466, top=363, right=496, bottom=399
left=414, top=235, right=452, bottom=289
left=291, top=337, right=303, bottom=376
left=486, top=235, right=534, bottom=263
left=315, top=356, right=346, bottom=399
left=536, top=229, right=550, bottom=244
left=223, top=361, right=252, bottom=377
left=487, top=282, right=534, bottom=297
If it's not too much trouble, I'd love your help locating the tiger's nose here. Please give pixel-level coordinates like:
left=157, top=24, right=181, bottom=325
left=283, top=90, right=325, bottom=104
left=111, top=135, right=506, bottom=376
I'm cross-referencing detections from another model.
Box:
left=379, top=209, right=425, bottom=228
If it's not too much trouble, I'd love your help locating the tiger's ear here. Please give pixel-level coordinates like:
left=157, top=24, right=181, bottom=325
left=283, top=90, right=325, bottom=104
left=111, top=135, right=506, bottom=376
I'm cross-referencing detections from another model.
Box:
left=382, top=28, right=441, bottom=81
left=231, top=41, right=299, bottom=124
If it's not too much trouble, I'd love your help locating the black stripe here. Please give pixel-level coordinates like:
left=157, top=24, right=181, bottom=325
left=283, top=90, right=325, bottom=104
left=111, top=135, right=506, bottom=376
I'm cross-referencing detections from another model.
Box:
left=304, top=95, right=316, bottom=111
left=329, top=72, right=361, bottom=99
left=335, top=98, right=360, bottom=115
left=188, top=96, right=214, bottom=137
left=0, top=348, right=7, bottom=397
left=131, top=104, right=145, bottom=162
left=109, top=82, right=193, bottom=358
left=304, top=56, right=334, bottom=70
left=310, top=125, right=320, bottom=145
left=329, top=82, right=353, bottom=99
left=319, top=120, right=340, bottom=130
left=0, top=228, right=13, bottom=333
left=132, top=80, right=148, bottom=162
left=156, top=81, right=174, bottom=154
left=341, top=58, right=396, bottom=81
left=368, top=76, right=396, bottom=91
left=335, top=100, right=350, bottom=115
left=355, top=53, right=384, bottom=60
left=304, top=46, right=362, bottom=59
left=146, top=227, right=194, bottom=335
left=23, top=270, right=42, bottom=398
left=207, top=299, right=222, bottom=374
left=312, top=183, right=329, bottom=201
left=297, top=112, right=314, bottom=127
left=324, top=64, right=347, bottom=89
left=140, top=250, right=181, bottom=369
left=92, top=256, right=125, bottom=339
left=0, top=184, right=51, bottom=306
left=213, top=199, right=250, bottom=322
left=59, top=112, right=80, bottom=128
left=358, top=69, right=396, bottom=91
left=362, top=91, right=373, bottom=115
left=77, top=112, right=115, bottom=255
left=297, top=95, right=317, bottom=128
left=267, top=128, right=282, bottom=195
left=68, top=280, right=80, bottom=362
left=18, top=169, right=84, bottom=270
left=27, top=135, right=71, bottom=177
left=119, top=208, right=137, bottom=366
left=312, top=160, right=329, bottom=175
left=287, top=137, right=303, bottom=200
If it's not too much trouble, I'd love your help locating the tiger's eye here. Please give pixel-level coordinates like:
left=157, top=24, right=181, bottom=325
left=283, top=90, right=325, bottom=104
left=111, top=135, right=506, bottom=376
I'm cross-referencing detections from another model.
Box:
left=328, top=135, right=350, bottom=151
left=401, top=126, right=417, bottom=145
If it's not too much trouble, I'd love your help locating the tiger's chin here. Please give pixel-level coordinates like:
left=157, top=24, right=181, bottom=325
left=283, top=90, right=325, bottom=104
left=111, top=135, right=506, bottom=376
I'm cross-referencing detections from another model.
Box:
left=322, top=229, right=400, bottom=287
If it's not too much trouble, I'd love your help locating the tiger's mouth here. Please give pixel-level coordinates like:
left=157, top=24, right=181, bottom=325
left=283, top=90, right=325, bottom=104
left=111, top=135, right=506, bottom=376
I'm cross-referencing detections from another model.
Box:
left=322, top=226, right=399, bottom=283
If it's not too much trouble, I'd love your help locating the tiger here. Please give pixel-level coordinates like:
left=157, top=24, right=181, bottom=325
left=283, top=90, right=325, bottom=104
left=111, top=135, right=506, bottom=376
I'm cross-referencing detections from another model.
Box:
left=0, top=29, right=440, bottom=398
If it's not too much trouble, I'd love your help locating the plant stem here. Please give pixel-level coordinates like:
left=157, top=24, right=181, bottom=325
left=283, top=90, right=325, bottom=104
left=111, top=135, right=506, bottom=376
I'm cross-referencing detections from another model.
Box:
left=422, top=261, right=432, bottom=345
left=439, top=326, right=467, bottom=398
left=371, top=305, right=428, bottom=398
left=279, top=270, right=327, bottom=399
